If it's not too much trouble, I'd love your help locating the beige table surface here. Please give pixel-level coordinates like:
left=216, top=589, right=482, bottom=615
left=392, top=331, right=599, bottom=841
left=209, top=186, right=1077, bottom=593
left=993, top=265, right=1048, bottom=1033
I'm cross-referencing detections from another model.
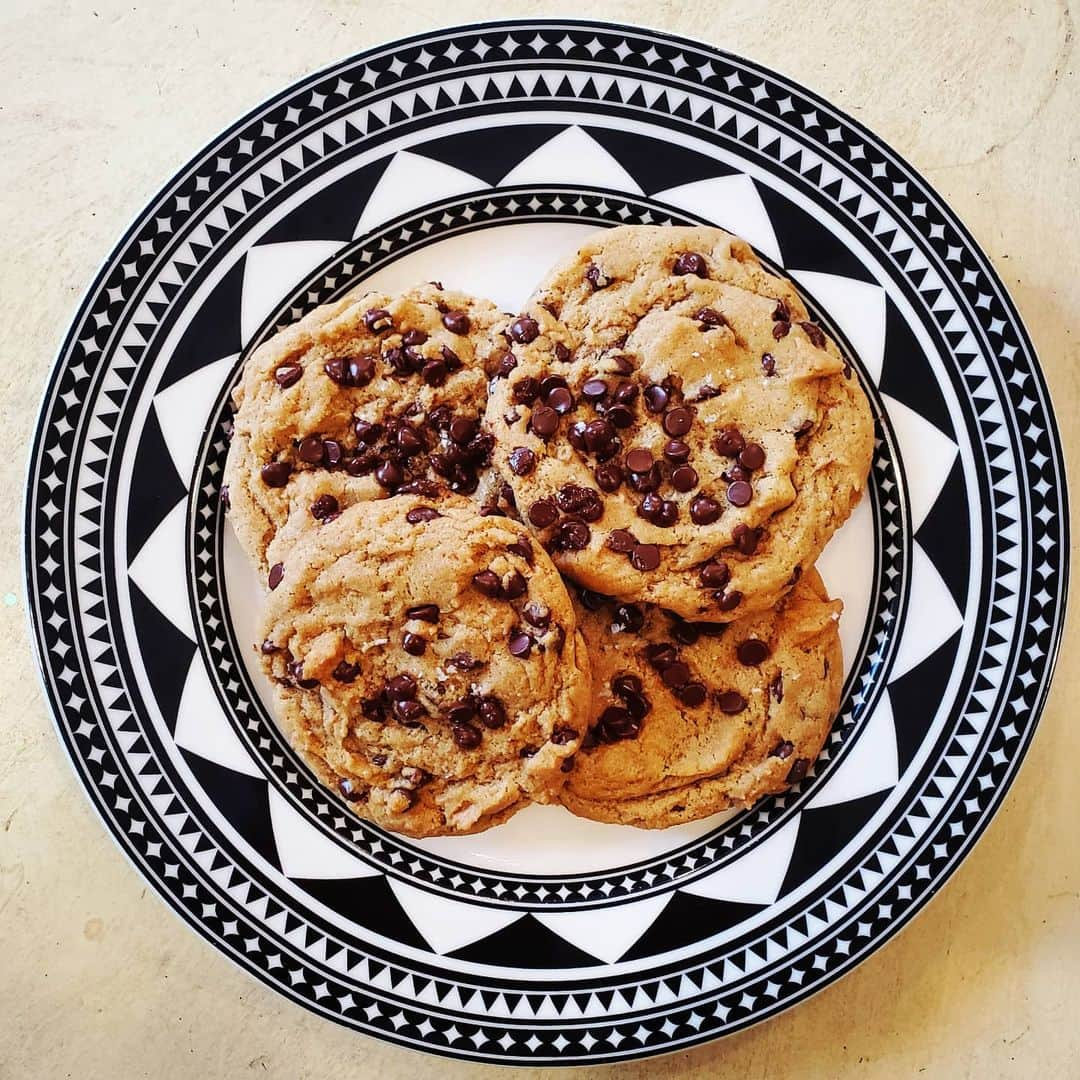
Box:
left=2, top=2, right=1078, bottom=1077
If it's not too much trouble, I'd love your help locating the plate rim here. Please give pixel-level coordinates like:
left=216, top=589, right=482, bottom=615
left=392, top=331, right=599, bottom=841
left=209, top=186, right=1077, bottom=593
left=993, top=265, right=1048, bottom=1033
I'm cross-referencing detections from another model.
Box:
left=23, top=17, right=1070, bottom=1064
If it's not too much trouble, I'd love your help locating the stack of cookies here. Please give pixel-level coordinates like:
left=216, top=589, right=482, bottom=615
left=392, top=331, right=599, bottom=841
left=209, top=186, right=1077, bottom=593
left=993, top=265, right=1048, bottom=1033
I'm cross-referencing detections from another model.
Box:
left=224, top=226, right=874, bottom=837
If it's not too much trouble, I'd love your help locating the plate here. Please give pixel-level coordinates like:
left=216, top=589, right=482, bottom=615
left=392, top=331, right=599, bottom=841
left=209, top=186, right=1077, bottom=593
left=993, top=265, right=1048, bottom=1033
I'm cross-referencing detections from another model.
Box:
left=25, top=19, right=1068, bottom=1064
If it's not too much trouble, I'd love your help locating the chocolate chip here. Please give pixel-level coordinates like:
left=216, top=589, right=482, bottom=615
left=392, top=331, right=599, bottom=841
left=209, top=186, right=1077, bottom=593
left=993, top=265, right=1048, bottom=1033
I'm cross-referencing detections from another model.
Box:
left=404, top=604, right=439, bottom=625
left=440, top=309, right=470, bottom=334
left=583, top=418, right=615, bottom=453
left=799, top=321, right=826, bottom=348
left=727, top=480, right=752, bottom=507
left=449, top=416, right=477, bottom=445
left=761, top=353, right=776, bottom=376
left=772, top=739, right=794, bottom=758
left=261, top=461, right=291, bottom=487
left=630, top=543, right=660, bottom=571
left=502, top=570, right=528, bottom=600
left=608, top=674, right=640, bottom=698
left=528, top=499, right=558, bottom=529
left=365, top=307, right=393, bottom=333
left=477, top=697, right=507, bottom=729
left=508, top=446, right=536, bottom=476
left=508, top=632, right=533, bottom=658
left=662, top=439, right=691, bottom=464
left=699, top=560, right=730, bottom=588
left=546, top=724, right=577, bottom=748
left=582, top=378, right=608, bottom=400
left=585, top=263, right=610, bottom=289
left=406, top=506, right=440, bottom=523
left=398, top=478, right=441, bottom=497
left=579, top=588, right=607, bottom=611
left=605, top=404, right=635, bottom=429
left=718, top=589, right=743, bottom=611
left=451, top=721, right=482, bottom=749
left=445, top=698, right=476, bottom=726
left=638, top=492, right=663, bottom=522
left=267, top=563, right=284, bottom=589
left=739, top=443, right=766, bottom=470
left=663, top=407, right=692, bottom=437
left=386, top=673, right=418, bottom=701
left=611, top=603, right=644, bottom=634
left=440, top=344, right=462, bottom=371
left=260, top=639, right=279, bottom=655
left=661, top=660, right=691, bottom=688
left=717, top=690, right=746, bottom=714
left=673, top=251, right=708, bottom=277
left=546, top=386, right=574, bottom=414
left=787, top=757, right=810, bottom=783
left=323, top=439, right=343, bottom=467
left=324, top=355, right=375, bottom=387
left=692, top=384, right=723, bottom=402
left=508, top=538, right=534, bottom=565
left=447, top=652, right=482, bottom=672
left=594, top=461, right=623, bottom=492
left=274, top=361, right=303, bottom=388
left=396, top=426, right=425, bottom=456
left=607, top=528, right=636, bottom=554
left=310, top=493, right=339, bottom=521
left=671, top=465, right=699, bottom=492
left=694, top=307, right=726, bottom=329
left=597, top=705, right=640, bottom=742
left=677, top=682, right=707, bottom=707
left=772, top=320, right=791, bottom=340
left=724, top=464, right=751, bottom=483
left=508, top=315, right=539, bottom=344
left=658, top=500, right=679, bottom=526
left=472, top=570, right=502, bottom=597
left=375, top=460, right=403, bottom=489
left=494, top=350, right=517, bottom=378
left=522, top=602, right=549, bottom=629
left=354, top=419, right=381, bottom=445
left=394, top=699, right=427, bottom=726
left=512, top=377, right=541, bottom=404
left=623, top=448, right=651, bottom=474
left=292, top=435, right=324, bottom=466
left=610, top=353, right=635, bottom=374
left=612, top=382, right=639, bottom=406
left=737, top=639, right=770, bottom=666
left=402, top=632, right=427, bottom=656
left=644, top=642, right=677, bottom=670
left=689, top=495, right=721, bottom=525
left=554, top=519, right=591, bottom=550
left=401, top=329, right=428, bottom=348
left=626, top=463, right=662, bottom=494
left=529, top=405, right=559, bottom=438
left=332, top=660, right=360, bottom=683
left=338, top=778, right=366, bottom=801
left=732, top=523, right=761, bottom=555
left=560, top=754, right=576, bottom=772
left=361, top=698, right=386, bottom=722
left=422, top=358, right=448, bottom=386
left=713, top=425, right=745, bottom=456
left=643, top=384, right=669, bottom=413
left=384, top=346, right=408, bottom=375
left=553, top=485, right=601, bottom=523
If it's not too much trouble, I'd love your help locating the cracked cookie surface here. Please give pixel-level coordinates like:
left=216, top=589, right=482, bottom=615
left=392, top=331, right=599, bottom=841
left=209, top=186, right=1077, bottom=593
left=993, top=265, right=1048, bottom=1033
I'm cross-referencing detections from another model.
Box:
left=560, top=568, right=843, bottom=827
left=225, top=282, right=505, bottom=568
left=488, top=225, right=873, bottom=619
left=258, top=495, right=590, bottom=837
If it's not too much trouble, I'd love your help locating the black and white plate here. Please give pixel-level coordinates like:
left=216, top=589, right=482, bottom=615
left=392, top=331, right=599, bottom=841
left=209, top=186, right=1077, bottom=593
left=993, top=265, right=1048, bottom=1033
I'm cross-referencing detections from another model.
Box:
left=26, top=20, right=1068, bottom=1064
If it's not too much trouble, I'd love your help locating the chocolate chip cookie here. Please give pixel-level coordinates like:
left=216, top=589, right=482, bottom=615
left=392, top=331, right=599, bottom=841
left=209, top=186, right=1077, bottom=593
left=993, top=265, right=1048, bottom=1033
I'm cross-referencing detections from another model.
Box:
left=225, top=282, right=505, bottom=567
left=487, top=225, right=873, bottom=619
left=258, top=495, right=590, bottom=837
left=560, top=568, right=843, bottom=827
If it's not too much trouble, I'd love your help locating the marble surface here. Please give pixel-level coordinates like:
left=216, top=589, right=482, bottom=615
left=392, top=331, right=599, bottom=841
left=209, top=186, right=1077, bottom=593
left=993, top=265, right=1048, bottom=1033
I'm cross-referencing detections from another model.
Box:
left=1, top=1, right=1077, bottom=1076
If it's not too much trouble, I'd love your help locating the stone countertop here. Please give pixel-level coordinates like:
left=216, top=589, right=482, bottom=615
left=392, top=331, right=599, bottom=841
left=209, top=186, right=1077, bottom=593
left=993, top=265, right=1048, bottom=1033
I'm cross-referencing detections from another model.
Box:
left=1, top=2, right=1077, bottom=1077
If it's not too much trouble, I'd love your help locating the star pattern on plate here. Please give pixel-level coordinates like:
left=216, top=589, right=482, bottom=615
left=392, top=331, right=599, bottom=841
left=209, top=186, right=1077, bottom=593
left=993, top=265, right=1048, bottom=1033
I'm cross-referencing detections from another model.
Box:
left=25, top=21, right=1067, bottom=1063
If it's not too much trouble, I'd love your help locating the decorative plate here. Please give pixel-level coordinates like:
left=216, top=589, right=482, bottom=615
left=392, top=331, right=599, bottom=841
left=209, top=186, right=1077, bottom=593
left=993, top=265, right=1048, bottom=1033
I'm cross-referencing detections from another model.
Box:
left=26, top=20, right=1068, bottom=1065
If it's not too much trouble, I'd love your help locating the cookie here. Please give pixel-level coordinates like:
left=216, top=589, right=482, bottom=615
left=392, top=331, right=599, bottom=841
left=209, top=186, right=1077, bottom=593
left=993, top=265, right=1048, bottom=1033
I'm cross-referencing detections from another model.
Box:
left=224, top=282, right=505, bottom=567
left=485, top=225, right=873, bottom=619
left=560, top=568, right=843, bottom=828
left=258, top=495, right=590, bottom=837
